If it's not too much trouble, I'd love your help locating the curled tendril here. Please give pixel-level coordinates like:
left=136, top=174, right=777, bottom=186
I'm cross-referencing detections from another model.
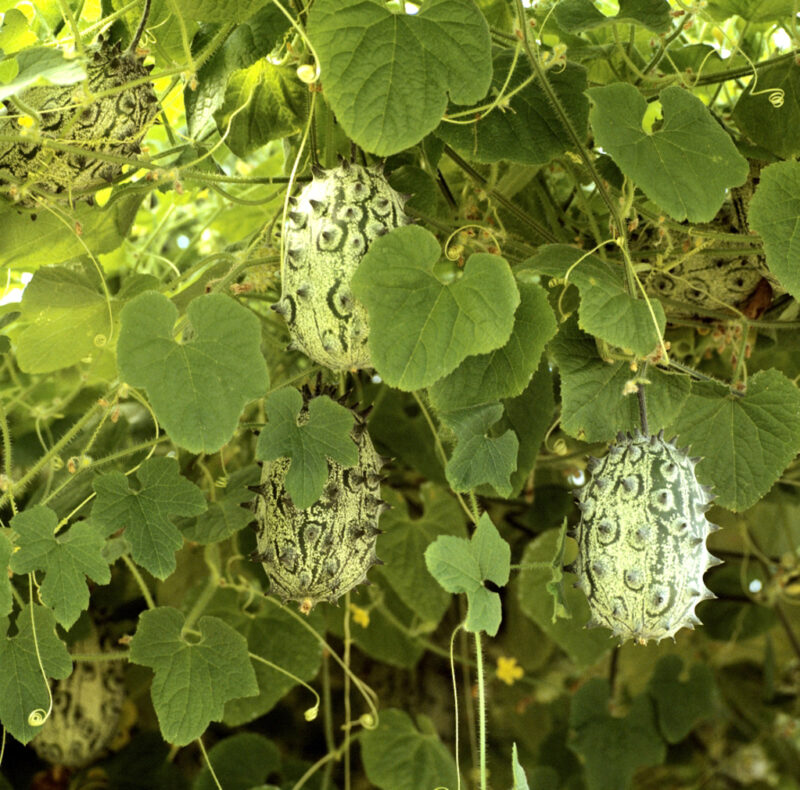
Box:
left=93, top=333, right=107, bottom=347
left=304, top=702, right=320, bottom=722
left=27, top=708, right=50, bottom=727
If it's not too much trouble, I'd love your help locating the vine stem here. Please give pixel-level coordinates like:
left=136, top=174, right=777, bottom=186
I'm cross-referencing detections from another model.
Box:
left=122, top=554, right=156, bottom=610
left=0, top=399, right=17, bottom=518
left=474, top=631, right=487, bottom=790
left=197, top=737, right=223, bottom=790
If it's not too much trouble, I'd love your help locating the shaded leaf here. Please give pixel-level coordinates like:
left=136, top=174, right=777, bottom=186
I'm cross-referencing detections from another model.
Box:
left=359, top=709, right=459, bottom=790
left=255, top=388, right=357, bottom=509
left=0, top=46, right=85, bottom=101
left=352, top=225, right=519, bottom=391
left=748, top=160, right=800, bottom=301
left=437, top=54, right=589, bottom=166
left=91, top=457, right=207, bottom=579
left=0, top=532, right=12, bottom=618
left=646, top=655, right=715, bottom=743
left=193, top=733, right=280, bottom=790
left=128, top=607, right=258, bottom=746
left=0, top=605, right=72, bottom=744
left=555, top=0, right=671, bottom=32
left=569, top=679, right=666, bottom=790
left=549, top=316, right=690, bottom=442
left=588, top=84, right=748, bottom=222
left=669, top=369, right=800, bottom=511
left=9, top=506, right=109, bottom=628
left=117, top=292, right=269, bottom=453
left=376, top=484, right=467, bottom=624
left=425, top=512, right=510, bottom=635
left=308, top=0, right=491, bottom=155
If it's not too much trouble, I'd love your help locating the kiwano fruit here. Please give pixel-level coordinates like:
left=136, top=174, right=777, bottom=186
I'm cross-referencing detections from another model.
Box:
left=31, top=629, right=126, bottom=768
left=0, top=35, right=158, bottom=200
left=272, top=160, right=411, bottom=371
left=569, top=430, right=722, bottom=644
left=251, top=398, right=388, bottom=613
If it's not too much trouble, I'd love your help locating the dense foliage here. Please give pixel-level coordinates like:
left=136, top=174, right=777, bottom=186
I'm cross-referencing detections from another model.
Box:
left=1, top=0, right=800, bottom=788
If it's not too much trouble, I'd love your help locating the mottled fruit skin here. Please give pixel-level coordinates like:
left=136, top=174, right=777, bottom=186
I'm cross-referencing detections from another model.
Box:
left=273, top=161, right=411, bottom=371
left=570, top=431, right=721, bottom=644
left=252, top=405, right=387, bottom=612
left=0, top=38, right=158, bottom=200
left=32, top=631, right=125, bottom=768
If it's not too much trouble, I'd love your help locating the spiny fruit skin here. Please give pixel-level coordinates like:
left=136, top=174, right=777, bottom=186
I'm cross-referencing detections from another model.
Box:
left=0, top=37, right=158, bottom=200
left=569, top=430, right=722, bottom=645
left=273, top=160, right=411, bottom=371
left=251, top=401, right=387, bottom=613
left=31, top=630, right=125, bottom=768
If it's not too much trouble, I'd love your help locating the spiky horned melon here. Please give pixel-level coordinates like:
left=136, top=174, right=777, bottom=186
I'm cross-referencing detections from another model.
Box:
left=0, top=36, right=158, bottom=200
left=31, top=630, right=125, bottom=768
left=272, top=160, right=411, bottom=371
left=251, top=399, right=388, bottom=613
left=569, top=430, right=722, bottom=645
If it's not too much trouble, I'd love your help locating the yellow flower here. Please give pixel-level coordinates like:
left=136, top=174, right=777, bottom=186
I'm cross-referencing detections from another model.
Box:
left=496, top=656, right=524, bottom=686
left=349, top=603, right=370, bottom=629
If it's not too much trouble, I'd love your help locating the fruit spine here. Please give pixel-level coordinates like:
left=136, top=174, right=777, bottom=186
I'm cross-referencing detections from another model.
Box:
left=569, top=430, right=722, bottom=644
left=0, top=32, right=158, bottom=200
left=250, top=397, right=388, bottom=613
left=272, top=160, right=411, bottom=371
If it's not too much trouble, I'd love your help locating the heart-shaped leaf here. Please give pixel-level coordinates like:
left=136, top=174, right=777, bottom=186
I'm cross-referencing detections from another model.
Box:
left=308, top=0, right=492, bottom=155
left=351, top=225, right=519, bottom=391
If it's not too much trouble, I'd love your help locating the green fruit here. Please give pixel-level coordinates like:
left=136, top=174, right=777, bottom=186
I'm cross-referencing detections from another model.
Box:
left=31, top=629, right=126, bottom=768
left=251, top=398, right=387, bottom=612
left=570, top=430, right=722, bottom=645
left=273, top=160, right=411, bottom=371
left=0, top=37, right=158, bottom=200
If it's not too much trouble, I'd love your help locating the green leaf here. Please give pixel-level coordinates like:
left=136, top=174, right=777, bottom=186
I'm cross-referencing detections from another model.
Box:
left=128, top=607, right=258, bottom=746
left=569, top=679, right=666, bottom=790
left=0, top=191, right=143, bottom=268
left=255, top=388, right=357, bottom=510
left=425, top=512, right=510, bottom=635
left=12, top=266, right=110, bottom=374
left=554, top=0, right=671, bottom=32
left=307, top=0, right=492, bottom=155
left=359, top=709, right=459, bottom=790
left=511, top=743, right=531, bottom=790
left=706, top=0, right=794, bottom=22
left=214, top=60, right=307, bottom=158
left=193, top=733, right=280, bottom=790
left=436, top=53, right=589, bottom=166
left=500, top=362, right=555, bottom=496
left=546, top=520, right=571, bottom=622
left=0, top=46, right=85, bottom=101
left=734, top=60, right=800, bottom=158
left=588, top=84, right=749, bottom=222
left=526, top=245, right=665, bottom=357
left=0, top=9, right=37, bottom=54
left=443, top=403, right=519, bottom=497
left=91, top=457, right=207, bottom=579
left=669, top=369, right=800, bottom=511
left=429, top=279, right=557, bottom=410
left=180, top=466, right=260, bottom=545
left=202, top=589, right=323, bottom=727
left=117, top=292, right=269, bottom=453
left=376, top=484, right=467, bottom=625
left=185, top=6, right=290, bottom=135
left=549, top=316, right=690, bottom=442
left=0, top=532, right=12, bottom=618
left=518, top=530, right=613, bottom=669
left=8, top=506, right=110, bottom=628
left=748, top=161, right=800, bottom=301
left=0, top=605, right=72, bottom=745
left=352, top=226, right=520, bottom=391
left=646, top=655, right=715, bottom=743
left=176, top=0, right=267, bottom=23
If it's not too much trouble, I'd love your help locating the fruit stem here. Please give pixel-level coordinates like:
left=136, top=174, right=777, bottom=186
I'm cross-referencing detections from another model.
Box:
left=128, top=0, right=152, bottom=54
left=474, top=631, right=488, bottom=790
left=636, top=367, right=649, bottom=434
